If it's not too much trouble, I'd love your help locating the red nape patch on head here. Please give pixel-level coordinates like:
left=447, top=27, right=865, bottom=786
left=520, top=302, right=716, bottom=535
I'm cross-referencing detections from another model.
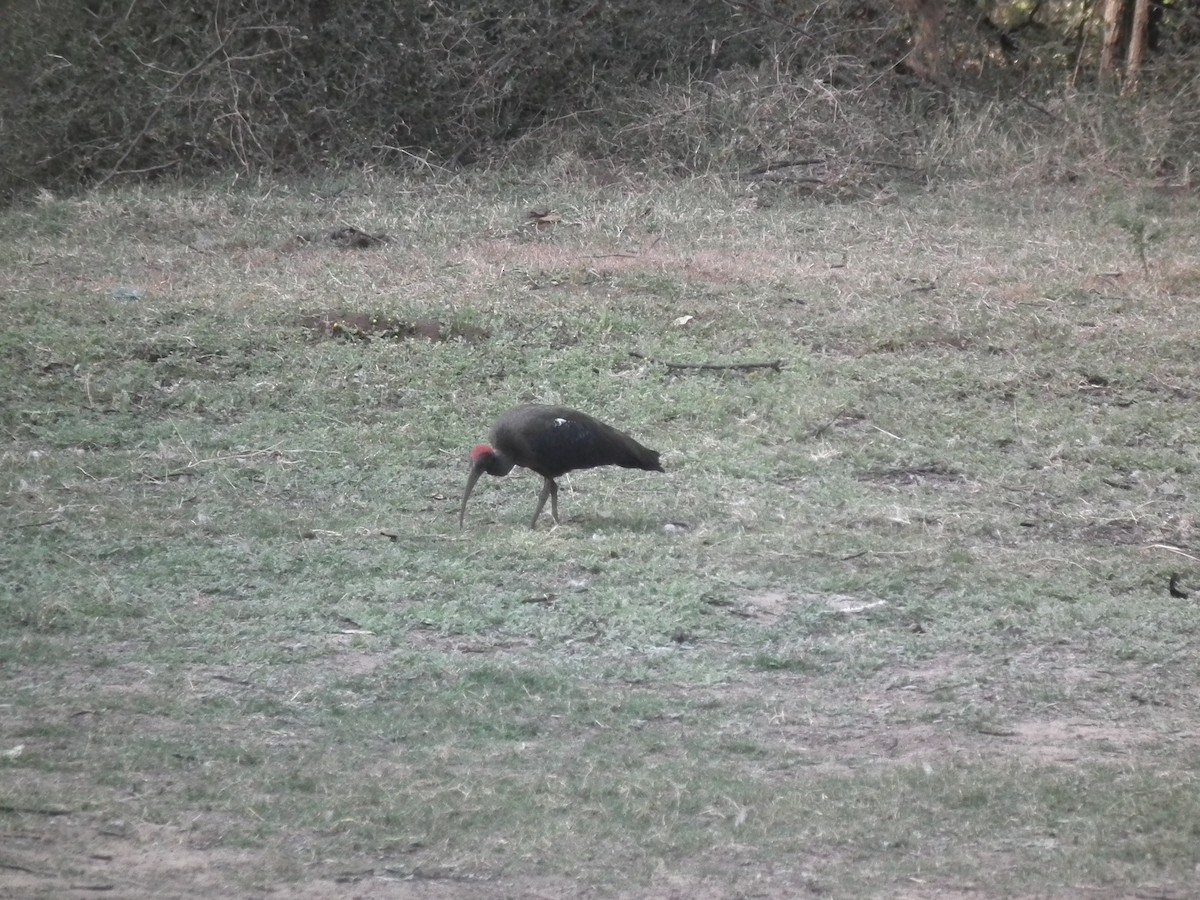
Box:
left=469, top=444, right=494, bottom=465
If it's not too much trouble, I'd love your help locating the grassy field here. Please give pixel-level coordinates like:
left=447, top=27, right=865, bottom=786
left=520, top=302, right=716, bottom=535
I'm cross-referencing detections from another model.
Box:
left=2, top=162, right=1199, bottom=899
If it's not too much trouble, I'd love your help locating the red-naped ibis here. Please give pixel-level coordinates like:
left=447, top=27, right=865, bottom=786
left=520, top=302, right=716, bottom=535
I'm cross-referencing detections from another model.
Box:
left=459, top=404, right=664, bottom=528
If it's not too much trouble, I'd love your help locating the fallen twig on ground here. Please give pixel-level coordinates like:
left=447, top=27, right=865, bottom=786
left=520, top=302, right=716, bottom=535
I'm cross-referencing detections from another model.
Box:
left=629, top=352, right=783, bottom=373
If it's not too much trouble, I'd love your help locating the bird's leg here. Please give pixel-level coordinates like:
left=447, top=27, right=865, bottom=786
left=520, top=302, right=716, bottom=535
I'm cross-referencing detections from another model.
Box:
left=530, top=477, right=559, bottom=529
left=531, top=477, right=551, bottom=528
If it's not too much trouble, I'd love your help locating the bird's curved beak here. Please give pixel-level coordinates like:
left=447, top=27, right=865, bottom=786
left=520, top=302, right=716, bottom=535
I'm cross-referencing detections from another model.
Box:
left=458, top=461, right=486, bottom=528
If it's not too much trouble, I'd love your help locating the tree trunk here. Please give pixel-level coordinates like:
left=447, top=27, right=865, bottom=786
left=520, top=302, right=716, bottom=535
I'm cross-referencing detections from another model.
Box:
left=1100, top=0, right=1126, bottom=86
left=896, top=0, right=946, bottom=82
left=1124, top=0, right=1151, bottom=92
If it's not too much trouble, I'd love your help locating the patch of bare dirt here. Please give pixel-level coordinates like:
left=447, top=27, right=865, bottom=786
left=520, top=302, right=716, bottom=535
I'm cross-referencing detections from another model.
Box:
left=887, top=883, right=1182, bottom=900
left=700, top=651, right=1190, bottom=781
left=727, top=590, right=886, bottom=624
left=320, top=639, right=393, bottom=677
left=623, top=848, right=835, bottom=899
left=736, top=590, right=792, bottom=624
left=1003, top=720, right=1164, bottom=763
left=474, top=237, right=811, bottom=288
left=282, top=226, right=391, bottom=252
left=863, top=464, right=975, bottom=489
left=404, top=628, right=540, bottom=657
left=300, top=310, right=488, bottom=344
left=1073, top=519, right=1160, bottom=546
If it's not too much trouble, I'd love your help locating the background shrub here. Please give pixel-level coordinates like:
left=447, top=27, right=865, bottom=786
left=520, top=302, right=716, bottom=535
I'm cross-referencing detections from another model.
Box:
left=1, top=0, right=1197, bottom=201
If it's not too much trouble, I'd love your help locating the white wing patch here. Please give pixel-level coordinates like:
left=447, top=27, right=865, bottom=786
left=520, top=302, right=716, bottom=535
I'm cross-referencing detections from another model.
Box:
left=554, top=417, right=568, bottom=426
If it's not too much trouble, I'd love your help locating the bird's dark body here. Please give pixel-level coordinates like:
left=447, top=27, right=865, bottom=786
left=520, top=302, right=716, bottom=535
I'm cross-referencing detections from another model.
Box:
left=459, top=404, right=663, bottom=528
left=491, top=405, right=662, bottom=479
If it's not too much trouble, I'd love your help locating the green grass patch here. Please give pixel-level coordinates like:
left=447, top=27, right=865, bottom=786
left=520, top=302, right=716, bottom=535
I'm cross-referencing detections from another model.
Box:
left=2, top=169, right=1200, bottom=897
